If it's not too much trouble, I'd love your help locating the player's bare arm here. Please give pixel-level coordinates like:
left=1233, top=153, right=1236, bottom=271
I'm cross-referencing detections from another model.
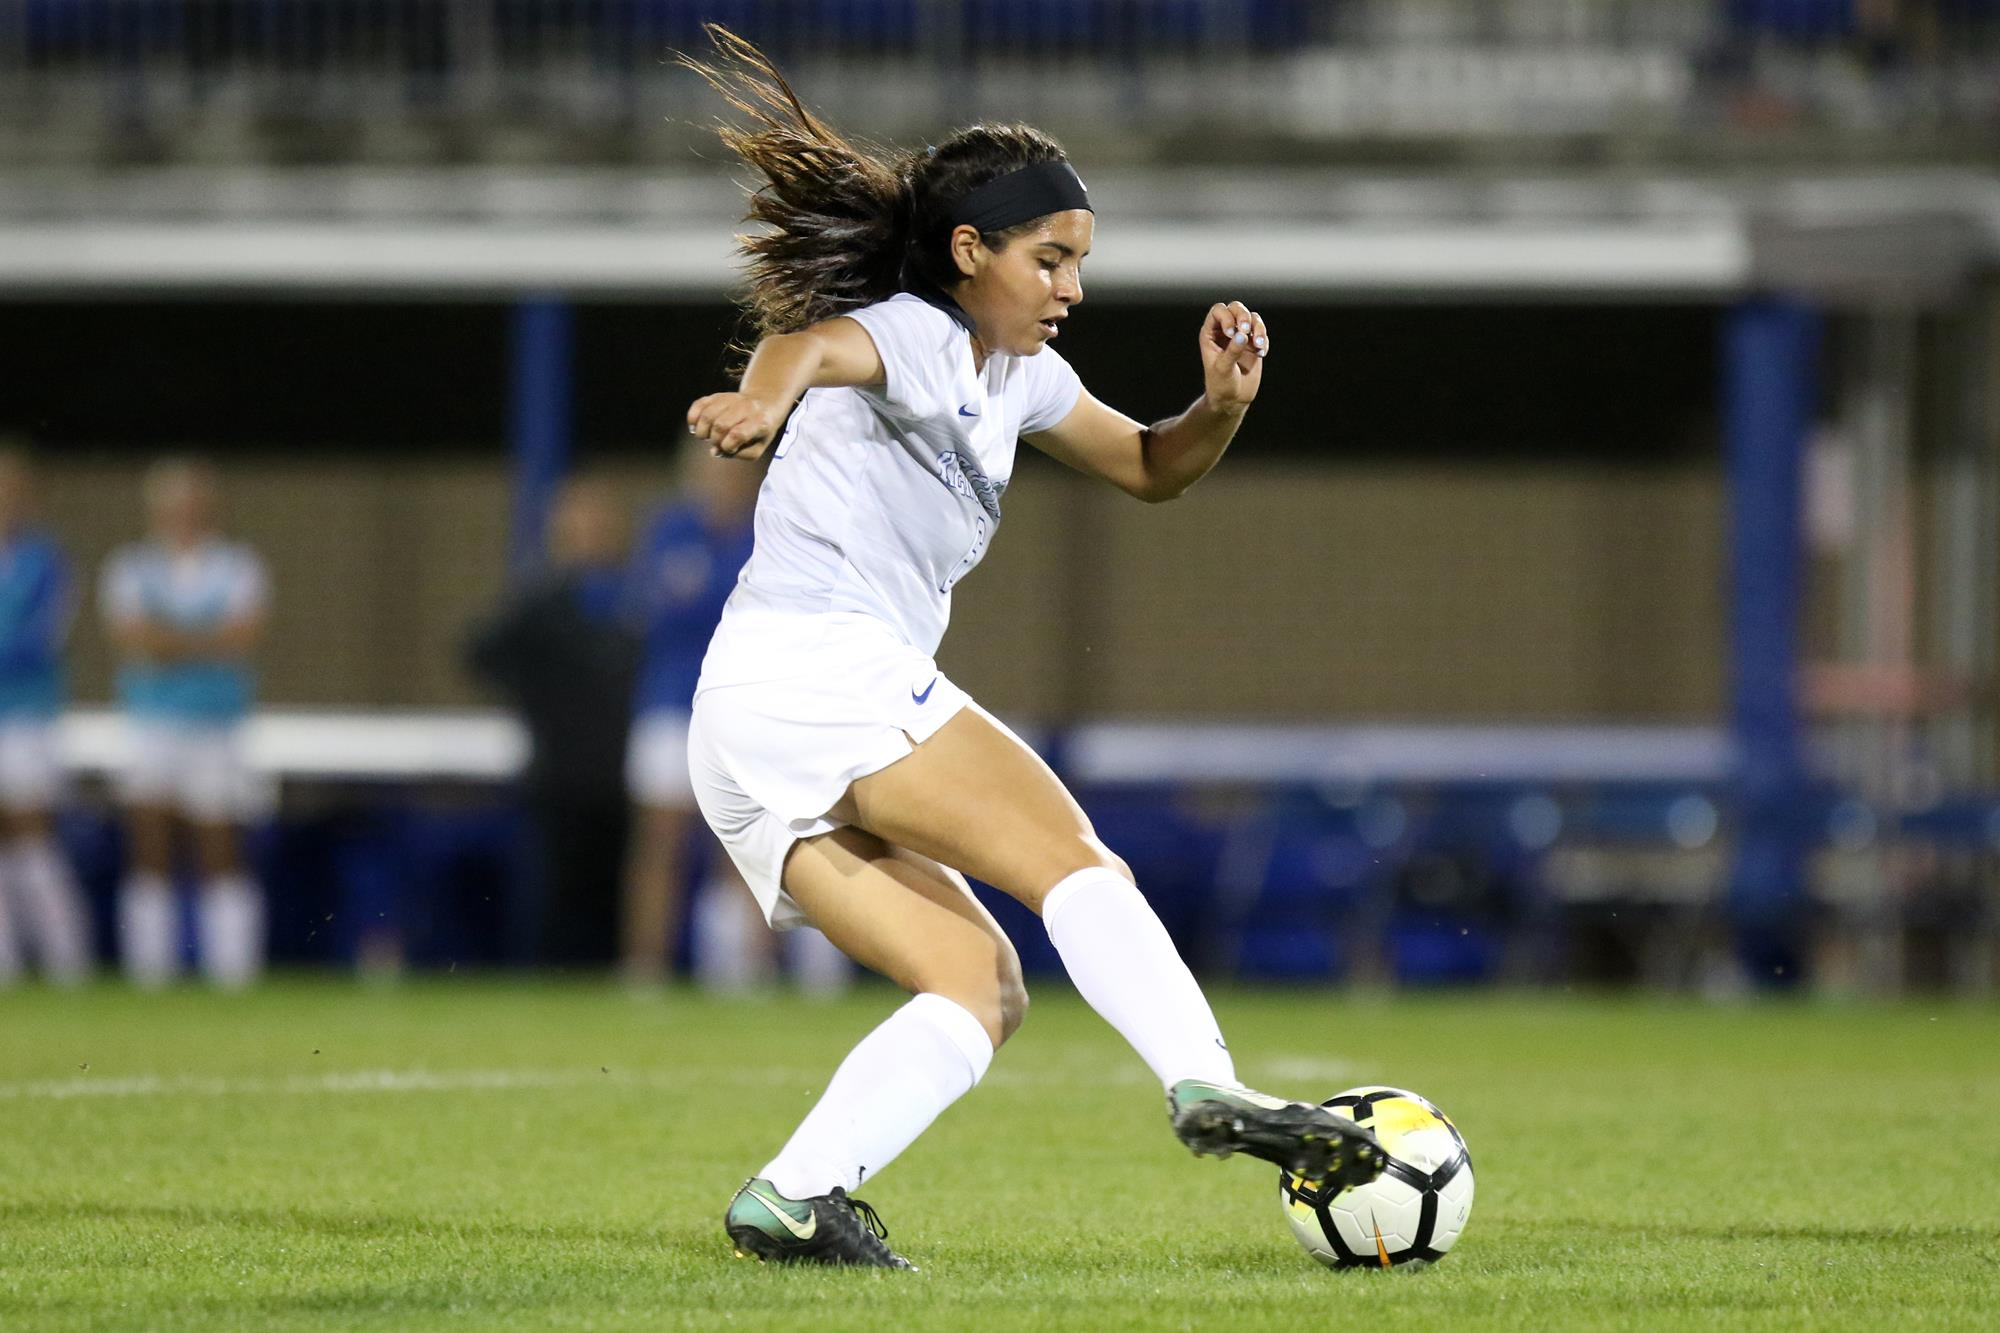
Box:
left=205, top=611, right=266, bottom=658
left=686, top=317, right=886, bottom=460
left=1028, top=300, right=1268, bottom=502
left=112, top=611, right=264, bottom=662
left=110, top=616, right=195, bottom=663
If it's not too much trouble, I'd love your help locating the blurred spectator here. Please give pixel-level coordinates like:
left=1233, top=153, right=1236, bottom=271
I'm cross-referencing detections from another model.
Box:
left=623, top=442, right=849, bottom=994
left=466, top=475, right=639, bottom=969
left=0, top=445, right=91, bottom=986
left=100, top=459, right=270, bottom=989
left=1724, top=0, right=1859, bottom=42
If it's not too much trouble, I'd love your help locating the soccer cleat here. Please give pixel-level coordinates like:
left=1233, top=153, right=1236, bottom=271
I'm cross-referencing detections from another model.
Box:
left=1167, top=1079, right=1387, bottom=1191
left=724, top=1178, right=916, bottom=1270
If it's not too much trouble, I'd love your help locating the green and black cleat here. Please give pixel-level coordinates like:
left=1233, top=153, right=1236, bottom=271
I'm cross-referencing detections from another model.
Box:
left=1168, top=1079, right=1387, bottom=1191
left=724, top=1178, right=916, bottom=1270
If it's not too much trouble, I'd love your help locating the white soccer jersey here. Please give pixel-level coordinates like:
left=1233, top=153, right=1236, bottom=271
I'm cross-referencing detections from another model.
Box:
left=101, top=539, right=268, bottom=630
left=706, top=293, right=1082, bottom=677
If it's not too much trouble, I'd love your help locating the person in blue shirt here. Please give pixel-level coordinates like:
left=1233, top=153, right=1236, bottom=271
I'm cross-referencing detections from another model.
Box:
left=99, top=459, right=270, bottom=989
left=621, top=443, right=759, bottom=986
left=622, top=442, right=849, bottom=992
left=0, top=446, right=91, bottom=985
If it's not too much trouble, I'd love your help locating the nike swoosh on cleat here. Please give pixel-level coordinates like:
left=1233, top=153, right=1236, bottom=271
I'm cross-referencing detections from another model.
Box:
left=912, top=678, right=938, bottom=704
left=745, top=1188, right=816, bottom=1241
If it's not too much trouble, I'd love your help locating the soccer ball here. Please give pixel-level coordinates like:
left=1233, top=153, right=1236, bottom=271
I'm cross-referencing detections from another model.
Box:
left=1279, top=1086, right=1474, bottom=1269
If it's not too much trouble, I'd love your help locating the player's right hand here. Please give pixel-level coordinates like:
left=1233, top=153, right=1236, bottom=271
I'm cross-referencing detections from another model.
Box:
left=687, top=392, right=783, bottom=459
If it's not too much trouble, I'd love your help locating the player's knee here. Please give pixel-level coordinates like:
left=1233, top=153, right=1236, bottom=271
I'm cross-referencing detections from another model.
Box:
left=1068, top=834, right=1132, bottom=886
left=953, top=988, right=1009, bottom=1051
left=920, top=933, right=1022, bottom=1050
left=1017, top=837, right=1134, bottom=911
left=996, top=953, right=1028, bottom=1045
left=997, top=982, right=1027, bottom=1045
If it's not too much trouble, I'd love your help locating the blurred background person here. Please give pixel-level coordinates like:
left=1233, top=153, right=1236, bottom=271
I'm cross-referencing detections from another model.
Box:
left=0, top=444, right=91, bottom=986
left=622, top=441, right=850, bottom=994
left=466, top=474, right=639, bottom=970
left=100, top=459, right=270, bottom=989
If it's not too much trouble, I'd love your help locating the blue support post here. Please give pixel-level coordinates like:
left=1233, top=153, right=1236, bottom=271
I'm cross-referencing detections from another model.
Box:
left=508, top=296, right=575, bottom=577
left=1723, top=297, right=1821, bottom=987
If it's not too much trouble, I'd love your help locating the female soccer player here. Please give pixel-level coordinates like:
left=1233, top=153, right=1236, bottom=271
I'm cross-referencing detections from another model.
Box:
left=102, top=459, right=269, bottom=988
left=682, top=29, right=1383, bottom=1269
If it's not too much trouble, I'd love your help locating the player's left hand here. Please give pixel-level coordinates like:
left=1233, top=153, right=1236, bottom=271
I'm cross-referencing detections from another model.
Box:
left=1200, top=300, right=1266, bottom=414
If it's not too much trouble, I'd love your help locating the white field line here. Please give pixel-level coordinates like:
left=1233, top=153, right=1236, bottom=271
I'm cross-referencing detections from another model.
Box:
left=0, top=1055, right=1362, bottom=1102
left=0, top=1068, right=671, bottom=1101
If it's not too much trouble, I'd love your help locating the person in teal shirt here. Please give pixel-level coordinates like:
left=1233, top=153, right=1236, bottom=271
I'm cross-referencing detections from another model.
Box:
left=0, top=445, right=90, bottom=985
left=100, top=459, right=269, bottom=989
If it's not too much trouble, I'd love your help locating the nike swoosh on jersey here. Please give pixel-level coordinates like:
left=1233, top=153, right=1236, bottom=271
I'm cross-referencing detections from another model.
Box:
left=746, top=1188, right=817, bottom=1241
left=957, top=404, right=980, bottom=418
left=913, top=677, right=938, bottom=704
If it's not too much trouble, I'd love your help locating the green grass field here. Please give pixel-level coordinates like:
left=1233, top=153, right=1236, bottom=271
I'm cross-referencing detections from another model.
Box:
left=3, top=980, right=1996, bottom=1331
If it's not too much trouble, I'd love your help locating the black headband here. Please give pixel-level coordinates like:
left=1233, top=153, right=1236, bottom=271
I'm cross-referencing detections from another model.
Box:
left=947, top=160, right=1092, bottom=235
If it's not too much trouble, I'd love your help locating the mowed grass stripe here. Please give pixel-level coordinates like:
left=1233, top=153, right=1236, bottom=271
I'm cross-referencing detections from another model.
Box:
left=1, top=981, right=1995, bottom=1331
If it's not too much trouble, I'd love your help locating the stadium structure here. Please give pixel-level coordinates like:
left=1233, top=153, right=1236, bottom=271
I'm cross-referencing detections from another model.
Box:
left=2, top=0, right=1998, bottom=993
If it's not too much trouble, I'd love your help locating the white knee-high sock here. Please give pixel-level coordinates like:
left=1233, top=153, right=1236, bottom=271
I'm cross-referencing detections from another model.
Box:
left=1042, top=867, right=1237, bottom=1090
left=12, top=838, right=91, bottom=984
left=119, top=873, right=179, bottom=987
left=198, top=874, right=265, bottom=989
left=760, top=993, right=993, bottom=1200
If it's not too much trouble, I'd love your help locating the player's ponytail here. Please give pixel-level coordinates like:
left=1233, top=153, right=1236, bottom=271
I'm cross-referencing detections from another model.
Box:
left=686, top=27, right=1076, bottom=349
left=681, top=26, right=910, bottom=346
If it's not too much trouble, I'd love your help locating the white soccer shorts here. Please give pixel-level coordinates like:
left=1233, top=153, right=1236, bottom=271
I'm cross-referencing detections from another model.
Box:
left=117, top=720, right=255, bottom=823
left=0, top=718, right=65, bottom=813
left=688, top=613, right=972, bottom=929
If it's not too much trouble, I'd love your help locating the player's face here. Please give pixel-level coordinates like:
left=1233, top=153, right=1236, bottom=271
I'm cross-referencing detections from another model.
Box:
left=548, top=482, right=626, bottom=567
left=148, top=474, right=218, bottom=546
left=958, top=208, right=1092, bottom=357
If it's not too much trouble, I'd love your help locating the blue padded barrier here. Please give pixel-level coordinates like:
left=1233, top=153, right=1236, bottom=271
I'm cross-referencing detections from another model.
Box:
left=1212, top=794, right=1397, bottom=982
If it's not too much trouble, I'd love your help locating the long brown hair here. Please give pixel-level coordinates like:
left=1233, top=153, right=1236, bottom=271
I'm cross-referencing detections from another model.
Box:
left=682, top=25, right=1073, bottom=354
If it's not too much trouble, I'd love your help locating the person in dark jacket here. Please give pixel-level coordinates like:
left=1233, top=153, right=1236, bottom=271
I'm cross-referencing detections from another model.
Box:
left=466, top=477, right=639, bottom=968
